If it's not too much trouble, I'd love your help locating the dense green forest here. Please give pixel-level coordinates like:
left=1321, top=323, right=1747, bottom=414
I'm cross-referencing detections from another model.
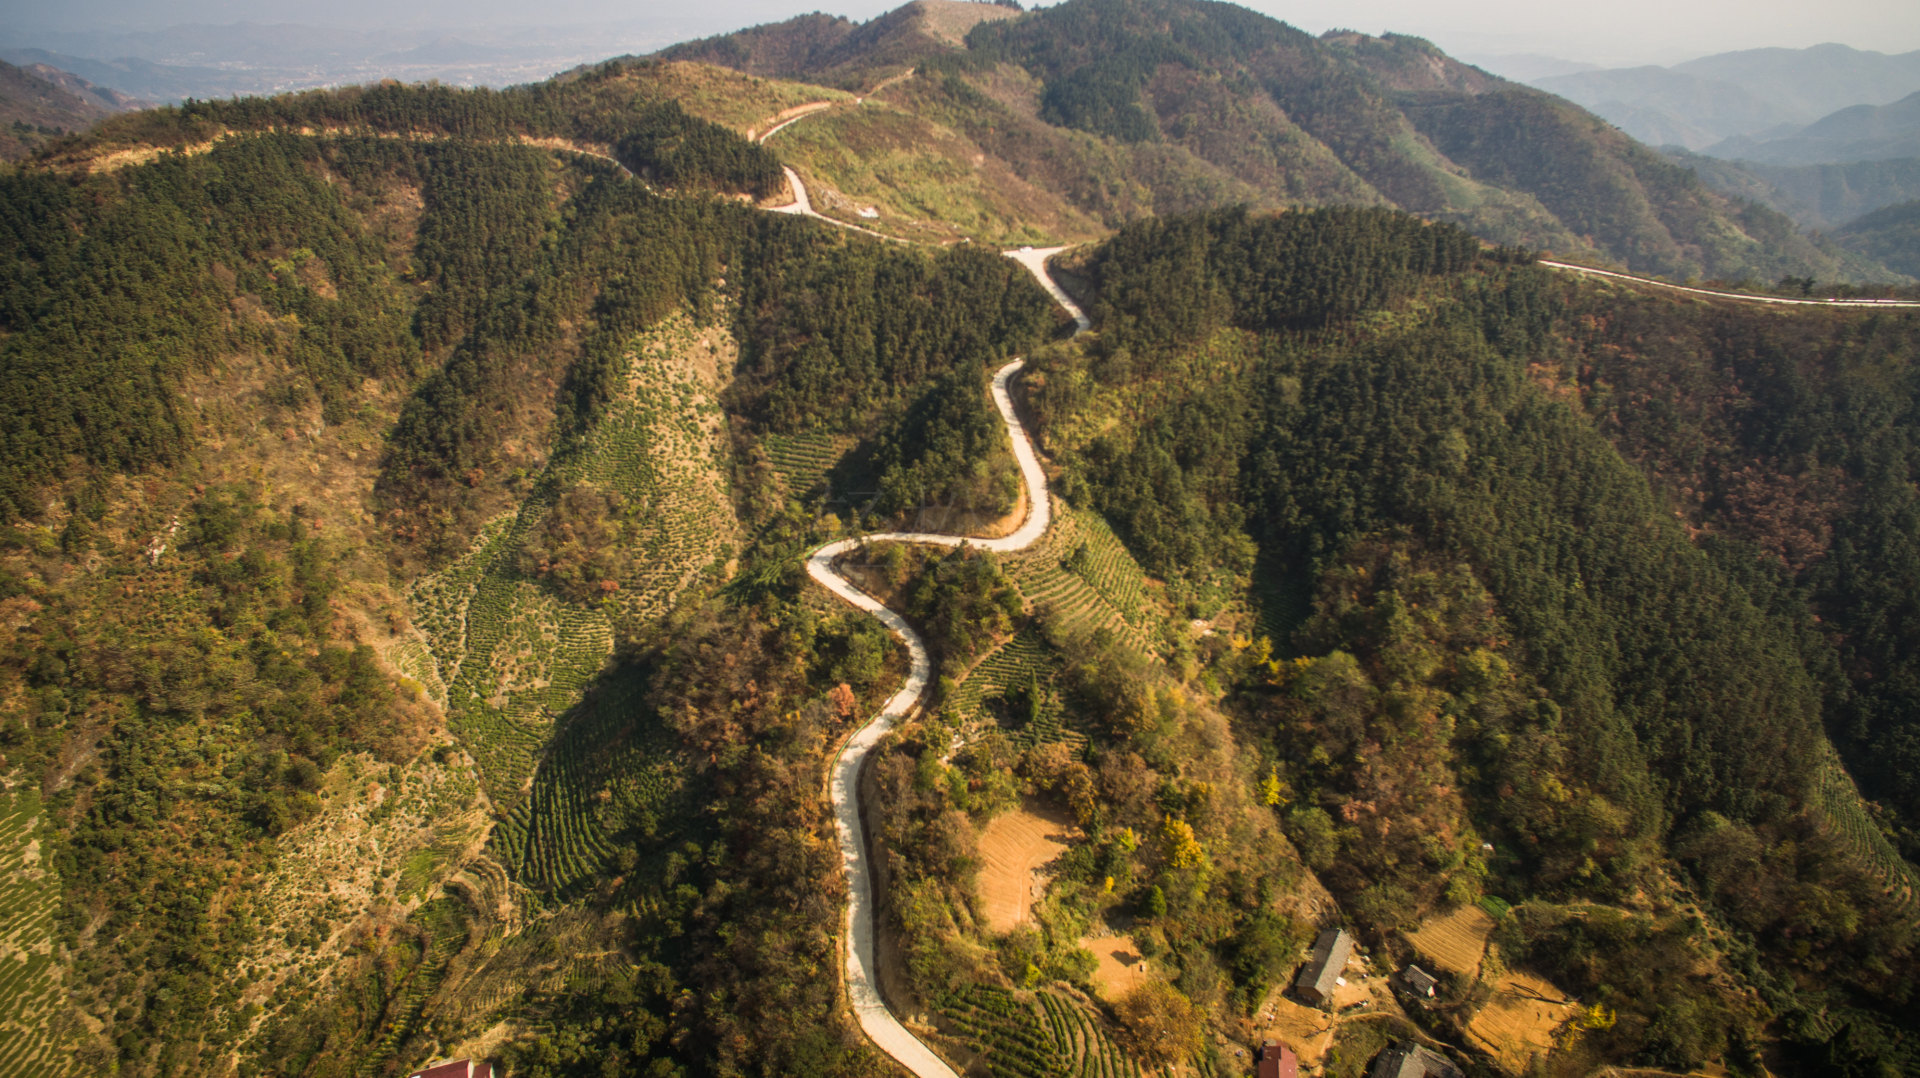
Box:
left=0, top=83, right=1059, bottom=1075
left=1022, top=205, right=1920, bottom=1072
left=6, top=14, right=1920, bottom=1078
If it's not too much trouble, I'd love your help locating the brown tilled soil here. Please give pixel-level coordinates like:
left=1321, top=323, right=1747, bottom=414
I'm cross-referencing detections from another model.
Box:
left=1406, top=905, right=1495, bottom=977
left=1466, top=971, right=1574, bottom=1074
left=977, top=800, right=1074, bottom=933
left=1250, top=996, right=1336, bottom=1070
left=1081, top=934, right=1151, bottom=1001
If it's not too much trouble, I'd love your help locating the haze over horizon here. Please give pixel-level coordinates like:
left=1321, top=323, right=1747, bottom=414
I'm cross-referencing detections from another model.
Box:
left=2, top=0, right=1916, bottom=71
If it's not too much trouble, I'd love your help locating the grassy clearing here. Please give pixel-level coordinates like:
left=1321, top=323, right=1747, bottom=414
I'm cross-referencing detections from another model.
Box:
left=612, top=60, right=853, bottom=136
left=775, top=102, right=1098, bottom=246
left=0, top=786, right=82, bottom=1078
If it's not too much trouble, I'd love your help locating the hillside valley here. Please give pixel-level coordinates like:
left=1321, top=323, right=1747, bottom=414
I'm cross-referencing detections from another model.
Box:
left=0, top=3, right=1918, bottom=1078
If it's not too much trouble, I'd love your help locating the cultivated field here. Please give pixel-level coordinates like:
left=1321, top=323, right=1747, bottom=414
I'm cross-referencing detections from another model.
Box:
left=1467, top=971, right=1575, bottom=1073
left=978, top=801, right=1076, bottom=933
left=934, top=983, right=1162, bottom=1078
left=1004, top=506, right=1159, bottom=655
left=1405, top=904, right=1495, bottom=977
left=1251, top=996, right=1334, bottom=1070
left=0, top=787, right=81, bottom=1078
left=409, top=310, right=735, bottom=889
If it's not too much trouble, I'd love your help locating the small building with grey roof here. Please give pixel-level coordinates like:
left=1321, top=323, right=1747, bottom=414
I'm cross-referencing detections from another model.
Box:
left=1368, top=1040, right=1463, bottom=1078
left=1292, top=927, right=1354, bottom=1007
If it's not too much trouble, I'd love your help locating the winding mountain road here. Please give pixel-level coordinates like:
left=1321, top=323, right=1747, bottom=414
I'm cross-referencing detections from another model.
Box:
left=806, top=255, right=1085, bottom=1077
left=759, top=92, right=904, bottom=243
left=1537, top=259, right=1920, bottom=308
left=748, top=92, right=1099, bottom=1076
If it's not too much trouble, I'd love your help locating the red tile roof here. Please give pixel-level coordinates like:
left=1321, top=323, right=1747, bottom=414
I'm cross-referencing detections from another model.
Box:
left=1257, top=1041, right=1298, bottom=1078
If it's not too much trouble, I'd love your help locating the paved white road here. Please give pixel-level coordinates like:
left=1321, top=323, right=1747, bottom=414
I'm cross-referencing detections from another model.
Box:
left=1538, top=259, right=1920, bottom=308
left=1007, top=246, right=1093, bottom=333
left=748, top=100, right=1086, bottom=1070
left=808, top=251, right=1083, bottom=1078
left=759, top=101, right=903, bottom=243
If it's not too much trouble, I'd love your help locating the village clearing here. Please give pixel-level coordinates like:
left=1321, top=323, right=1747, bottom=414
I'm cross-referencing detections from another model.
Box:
left=1405, top=905, right=1495, bottom=977
left=976, top=800, right=1074, bottom=933
left=1466, top=971, right=1576, bottom=1073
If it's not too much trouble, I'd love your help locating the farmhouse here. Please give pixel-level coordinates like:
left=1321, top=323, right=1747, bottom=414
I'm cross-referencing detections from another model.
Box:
left=1400, top=964, right=1439, bottom=998
left=1292, top=927, right=1354, bottom=1007
left=1256, top=1040, right=1299, bottom=1078
left=408, top=1060, right=494, bottom=1078
left=1368, top=1040, right=1463, bottom=1078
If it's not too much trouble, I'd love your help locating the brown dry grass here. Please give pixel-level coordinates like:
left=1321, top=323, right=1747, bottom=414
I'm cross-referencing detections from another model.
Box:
left=1251, top=996, right=1336, bottom=1069
left=977, top=800, right=1073, bottom=932
left=1405, top=905, right=1495, bottom=977
left=1082, top=934, right=1151, bottom=1001
left=909, top=0, right=1022, bottom=46
left=1466, top=971, right=1574, bottom=1074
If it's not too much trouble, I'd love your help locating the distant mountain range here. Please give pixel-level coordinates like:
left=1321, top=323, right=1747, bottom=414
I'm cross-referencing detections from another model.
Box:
left=1530, top=43, right=1920, bottom=151
left=649, top=0, right=1894, bottom=282
left=0, top=58, right=144, bottom=159
left=1511, top=42, right=1920, bottom=272
left=1706, top=91, right=1920, bottom=165
left=0, top=20, right=720, bottom=103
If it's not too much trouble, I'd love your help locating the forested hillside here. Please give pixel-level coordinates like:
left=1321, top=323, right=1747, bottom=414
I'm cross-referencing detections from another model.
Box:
left=1021, top=207, right=1920, bottom=1074
left=4, top=6, right=1920, bottom=1078
left=0, top=73, right=1056, bottom=1077
left=650, top=0, right=1898, bottom=283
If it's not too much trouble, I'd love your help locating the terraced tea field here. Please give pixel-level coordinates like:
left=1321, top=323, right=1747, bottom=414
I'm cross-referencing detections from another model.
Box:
left=0, top=787, right=81, bottom=1078
left=499, top=664, right=688, bottom=895
left=935, top=984, right=1164, bottom=1078
left=411, top=310, right=738, bottom=852
left=764, top=430, right=854, bottom=500
left=942, top=628, right=1085, bottom=750
left=1814, top=747, right=1920, bottom=923
left=1003, top=507, right=1158, bottom=655
left=353, top=898, right=472, bottom=1077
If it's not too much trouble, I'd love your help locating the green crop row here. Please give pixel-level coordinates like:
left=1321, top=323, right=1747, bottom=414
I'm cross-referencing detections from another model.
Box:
left=1814, top=748, right=1920, bottom=921
left=1036, top=990, right=1148, bottom=1078
left=763, top=431, right=850, bottom=497
left=942, top=629, right=1085, bottom=749
left=353, top=898, right=472, bottom=1077
left=412, top=311, right=734, bottom=897
left=0, top=787, right=81, bottom=1078
left=936, top=985, right=1078, bottom=1078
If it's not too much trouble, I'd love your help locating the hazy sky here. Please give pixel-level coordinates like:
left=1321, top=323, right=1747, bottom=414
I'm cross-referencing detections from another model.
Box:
left=6, top=0, right=1919, bottom=67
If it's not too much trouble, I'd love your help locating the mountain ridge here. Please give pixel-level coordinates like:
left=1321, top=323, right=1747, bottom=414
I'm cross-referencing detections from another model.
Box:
left=637, top=0, right=1899, bottom=282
